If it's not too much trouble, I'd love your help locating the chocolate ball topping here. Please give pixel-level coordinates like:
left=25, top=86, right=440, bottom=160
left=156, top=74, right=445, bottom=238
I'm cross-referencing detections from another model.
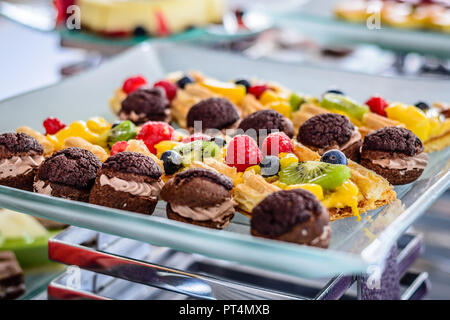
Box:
left=102, top=152, right=162, bottom=179
left=173, top=168, right=233, bottom=190
left=37, top=147, right=101, bottom=189
left=297, top=113, right=354, bottom=148
left=186, top=98, right=240, bottom=130
left=0, top=132, right=43, bottom=158
left=238, top=109, right=295, bottom=139
left=362, top=127, right=423, bottom=156
left=121, top=87, right=169, bottom=117
left=251, top=189, right=326, bottom=237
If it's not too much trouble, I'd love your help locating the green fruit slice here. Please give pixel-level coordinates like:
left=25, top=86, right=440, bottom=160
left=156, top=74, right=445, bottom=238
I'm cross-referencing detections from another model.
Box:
left=278, top=161, right=351, bottom=191
left=321, top=93, right=369, bottom=120
left=289, top=93, right=304, bottom=112
left=174, top=140, right=222, bottom=166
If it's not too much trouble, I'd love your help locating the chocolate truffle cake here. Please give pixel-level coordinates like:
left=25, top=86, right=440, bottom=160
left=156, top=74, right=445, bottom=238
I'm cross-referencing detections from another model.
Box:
left=120, top=87, right=170, bottom=124
left=160, top=168, right=236, bottom=229
left=34, top=147, right=101, bottom=202
left=251, top=189, right=330, bottom=248
left=238, top=109, right=295, bottom=145
left=0, top=132, right=44, bottom=191
left=361, top=127, right=428, bottom=185
left=186, top=97, right=240, bottom=134
left=89, top=152, right=163, bottom=215
left=297, top=113, right=362, bottom=162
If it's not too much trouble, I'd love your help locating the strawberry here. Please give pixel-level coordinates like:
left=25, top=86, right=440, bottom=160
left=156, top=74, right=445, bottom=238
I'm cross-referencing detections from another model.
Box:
left=136, top=121, right=174, bottom=154
left=248, top=84, right=269, bottom=99
left=43, top=117, right=66, bottom=135
left=365, top=96, right=388, bottom=117
left=225, top=135, right=262, bottom=172
left=122, top=76, right=147, bottom=94
left=154, top=80, right=177, bottom=101
left=262, top=132, right=293, bottom=156
left=110, top=141, right=129, bottom=156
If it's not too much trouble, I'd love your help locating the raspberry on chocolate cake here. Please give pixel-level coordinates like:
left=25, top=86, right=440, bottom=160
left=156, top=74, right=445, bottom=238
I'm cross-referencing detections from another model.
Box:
left=33, top=147, right=101, bottom=202
left=160, top=168, right=236, bottom=229
left=0, top=132, right=44, bottom=191
left=250, top=189, right=330, bottom=248
left=186, top=97, right=240, bottom=133
left=297, top=113, right=362, bottom=162
left=89, top=152, right=163, bottom=215
left=361, top=127, right=428, bottom=185
left=120, top=87, right=170, bottom=124
left=237, top=109, right=295, bottom=145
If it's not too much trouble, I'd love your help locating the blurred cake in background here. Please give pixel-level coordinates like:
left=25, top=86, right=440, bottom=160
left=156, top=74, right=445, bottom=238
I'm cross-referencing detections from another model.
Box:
left=55, top=0, right=225, bottom=37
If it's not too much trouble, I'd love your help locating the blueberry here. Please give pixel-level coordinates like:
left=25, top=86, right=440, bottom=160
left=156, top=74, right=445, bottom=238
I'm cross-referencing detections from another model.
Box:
left=176, top=75, right=194, bottom=89
left=133, top=26, right=148, bottom=36
left=321, top=149, right=347, bottom=165
left=160, top=150, right=182, bottom=175
left=324, top=89, right=344, bottom=96
left=234, top=79, right=251, bottom=92
left=212, top=136, right=226, bottom=147
left=415, top=101, right=429, bottom=111
left=259, top=156, right=280, bottom=177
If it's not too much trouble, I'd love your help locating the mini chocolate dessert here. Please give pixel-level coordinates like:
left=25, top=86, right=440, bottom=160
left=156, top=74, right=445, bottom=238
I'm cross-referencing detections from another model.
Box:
left=0, top=132, right=44, bottom=191
left=297, top=113, right=362, bottom=162
left=360, top=127, right=428, bottom=185
left=160, top=168, right=236, bottom=229
left=34, top=147, right=101, bottom=202
left=251, top=189, right=330, bottom=248
left=89, top=152, right=163, bottom=215
left=237, top=109, right=295, bottom=145
left=186, top=97, right=240, bottom=133
left=0, top=251, right=25, bottom=300
left=120, top=87, right=170, bottom=124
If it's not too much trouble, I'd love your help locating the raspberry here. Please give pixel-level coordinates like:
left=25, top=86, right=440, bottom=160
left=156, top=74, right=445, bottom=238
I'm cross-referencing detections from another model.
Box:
left=43, top=117, right=66, bottom=135
left=137, top=121, right=174, bottom=154
left=248, top=84, right=269, bottom=99
left=366, top=96, right=388, bottom=117
left=122, top=76, right=147, bottom=94
left=262, top=132, right=293, bottom=156
left=225, top=135, right=262, bottom=172
left=110, top=141, right=129, bottom=156
left=182, top=133, right=211, bottom=143
left=154, top=80, right=177, bottom=101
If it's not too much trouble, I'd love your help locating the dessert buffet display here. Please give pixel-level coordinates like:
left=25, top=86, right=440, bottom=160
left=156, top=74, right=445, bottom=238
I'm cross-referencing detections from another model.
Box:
left=54, top=0, right=225, bottom=37
left=334, top=0, right=450, bottom=33
left=2, top=69, right=448, bottom=251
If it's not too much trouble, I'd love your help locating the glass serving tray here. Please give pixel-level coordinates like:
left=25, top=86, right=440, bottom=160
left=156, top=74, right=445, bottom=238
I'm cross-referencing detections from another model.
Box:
left=274, top=0, right=450, bottom=57
left=0, top=42, right=449, bottom=278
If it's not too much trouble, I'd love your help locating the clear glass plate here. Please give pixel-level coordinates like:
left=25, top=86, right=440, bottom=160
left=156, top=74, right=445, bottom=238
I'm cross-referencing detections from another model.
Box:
left=274, top=0, right=450, bottom=56
left=0, top=42, right=449, bottom=278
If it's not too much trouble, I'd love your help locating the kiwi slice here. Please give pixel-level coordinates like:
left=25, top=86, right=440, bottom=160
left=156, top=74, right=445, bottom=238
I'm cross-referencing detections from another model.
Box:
left=321, top=93, right=369, bottom=120
left=173, top=140, right=221, bottom=166
left=278, top=161, right=351, bottom=191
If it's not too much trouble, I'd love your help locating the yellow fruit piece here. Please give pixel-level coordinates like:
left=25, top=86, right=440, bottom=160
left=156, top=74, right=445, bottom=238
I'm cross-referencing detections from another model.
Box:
left=284, top=183, right=324, bottom=200
left=267, top=101, right=292, bottom=118
left=279, top=153, right=299, bottom=170
left=245, top=165, right=261, bottom=175
left=322, top=180, right=360, bottom=220
left=154, top=140, right=181, bottom=158
left=385, top=103, right=431, bottom=141
left=87, top=117, right=111, bottom=134
left=199, top=79, right=246, bottom=104
left=46, top=134, right=63, bottom=151
left=259, top=90, right=286, bottom=105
